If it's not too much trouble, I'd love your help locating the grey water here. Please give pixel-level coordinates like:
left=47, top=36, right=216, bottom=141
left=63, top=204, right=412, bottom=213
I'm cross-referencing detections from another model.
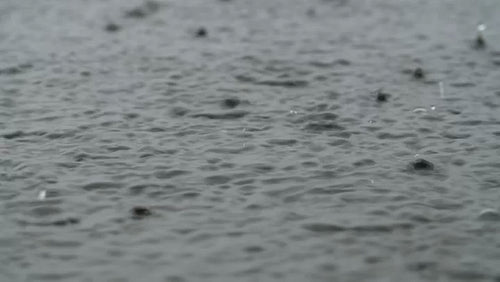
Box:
left=1, top=0, right=500, bottom=281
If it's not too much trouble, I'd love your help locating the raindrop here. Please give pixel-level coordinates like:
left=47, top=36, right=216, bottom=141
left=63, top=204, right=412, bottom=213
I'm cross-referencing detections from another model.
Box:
left=439, top=81, right=445, bottom=98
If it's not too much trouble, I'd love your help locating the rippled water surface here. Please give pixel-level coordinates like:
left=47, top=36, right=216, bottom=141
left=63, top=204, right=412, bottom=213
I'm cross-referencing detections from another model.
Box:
left=1, top=0, right=500, bottom=281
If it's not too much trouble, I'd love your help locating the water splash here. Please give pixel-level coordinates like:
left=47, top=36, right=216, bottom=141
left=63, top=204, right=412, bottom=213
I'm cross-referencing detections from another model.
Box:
left=477, top=23, right=487, bottom=33
left=37, top=190, right=46, bottom=200
left=412, top=108, right=427, bottom=113
left=476, top=23, right=486, bottom=48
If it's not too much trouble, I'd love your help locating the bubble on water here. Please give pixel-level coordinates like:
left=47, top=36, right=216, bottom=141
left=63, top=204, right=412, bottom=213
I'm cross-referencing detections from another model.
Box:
left=289, top=110, right=298, bottom=115
left=368, top=119, right=375, bottom=124
left=430, top=105, right=436, bottom=111
left=37, top=190, right=46, bottom=200
left=369, top=179, right=374, bottom=184
left=414, top=154, right=420, bottom=158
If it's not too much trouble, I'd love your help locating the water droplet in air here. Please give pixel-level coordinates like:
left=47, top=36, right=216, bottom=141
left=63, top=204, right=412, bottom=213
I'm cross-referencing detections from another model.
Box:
left=477, top=23, right=487, bottom=32
left=37, top=190, right=46, bottom=200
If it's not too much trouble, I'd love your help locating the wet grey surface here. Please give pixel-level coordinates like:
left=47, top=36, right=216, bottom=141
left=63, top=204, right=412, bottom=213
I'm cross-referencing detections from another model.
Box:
left=1, top=0, right=500, bottom=281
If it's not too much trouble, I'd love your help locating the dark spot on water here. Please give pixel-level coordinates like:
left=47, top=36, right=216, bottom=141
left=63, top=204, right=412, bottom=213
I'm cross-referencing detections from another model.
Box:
left=411, top=158, right=434, bottom=171
left=191, top=111, right=249, bottom=120
left=365, top=256, right=383, bottom=264
left=377, top=132, right=416, bottom=140
left=154, top=170, right=190, bottom=179
left=408, top=261, right=437, bottom=272
left=205, top=175, right=231, bottom=185
left=3, top=130, right=25, bottom=139
left=124, top=112, right=139, bottom=119
left=306, top=7, right=316, bottom=17
left=452, top=159, right=466, bottom=166
left=375, top=90, right=390, bottom=102
left=125, top=8, right=147, bottom=18
left=195, top=27, right=207, bottom=38
left=413, top=67, right=424, bottom=79
left=441, top=132, right=471, bottom=139
left=244, top=246, right=264, bottom=253
left=222, top=98, right=240, bottom=109
left=353, top=159, right=376, bottom=167
left=131, top=206, right=152, bottom=219
left=82, top=182, right=123, bottom=191
left=303, top=223, right=346, bottom=233
left=124, top=1, right=160, bottom=18
left=293, top=113, right=338, bottom=125
left=80, top=71, right=91, bottom=76
left=170, top=106, right=189, bottom=117
left=450, top=82, right=475, bottom=88
left=52, top=218, right=80, bottom=226
left=257, top=80, right=309, bottom=88
left=234, top=74, right=256, bottom=83
left=447, top=109, right=461, bottom=115
left=0, top=63, right=32, bottom=75
left=107, top=145, right=131, bottom=152
left=104, top=23, right=121, bottom=32
left=304, top=122, right=345, bottom=132
left=267, top=139, right=297, bottom=146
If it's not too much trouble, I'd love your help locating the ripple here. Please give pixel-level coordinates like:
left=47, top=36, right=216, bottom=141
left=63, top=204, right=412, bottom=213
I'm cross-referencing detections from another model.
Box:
left=257, top=80, right=309, bottom=88
left=81, top=182, right=123, bottom=191
left=0, top=63, right=32, bottom=76
left=204, top=175, right=232, bottom=185
left=154, top=170, right=190, bottom=179
left=303, top=122, right=345, bottom=132
left=191, top=111, right=249, bottom=120
left=303, top=222, right=414, bottom=233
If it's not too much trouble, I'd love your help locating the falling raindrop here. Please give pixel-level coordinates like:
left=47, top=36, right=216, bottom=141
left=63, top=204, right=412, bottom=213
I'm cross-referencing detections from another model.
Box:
left=439, top=81, right=445, bottom=98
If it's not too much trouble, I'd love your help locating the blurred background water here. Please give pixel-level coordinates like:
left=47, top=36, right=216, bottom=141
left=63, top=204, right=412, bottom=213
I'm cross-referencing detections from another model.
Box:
left=1, top=0, right=500, bottom=281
